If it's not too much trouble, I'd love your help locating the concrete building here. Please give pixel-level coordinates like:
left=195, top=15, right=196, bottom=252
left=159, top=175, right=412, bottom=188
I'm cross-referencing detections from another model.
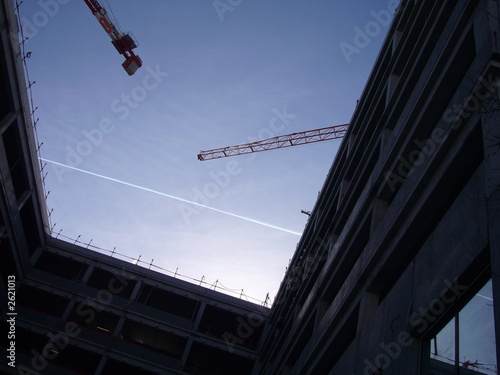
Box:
left=255, top=0, right=500, bottom=374
left=0, top=1, right=267, bottom=374
left=1, top=0, right=499, bottom=374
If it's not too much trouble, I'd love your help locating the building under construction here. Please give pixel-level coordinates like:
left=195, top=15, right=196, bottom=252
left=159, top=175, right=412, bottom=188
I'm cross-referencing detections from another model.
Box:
left=1, top=0, right=499, bottom=374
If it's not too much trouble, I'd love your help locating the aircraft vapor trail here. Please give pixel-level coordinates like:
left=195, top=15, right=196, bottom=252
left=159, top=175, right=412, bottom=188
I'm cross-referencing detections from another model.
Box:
left=41, top=158, right=302, bottom=236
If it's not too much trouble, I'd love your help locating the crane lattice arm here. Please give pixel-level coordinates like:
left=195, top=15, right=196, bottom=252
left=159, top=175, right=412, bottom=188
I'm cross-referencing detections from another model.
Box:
left=83, top=0, right=142, bottom=75
left=197, top=124, right=348, bottom=161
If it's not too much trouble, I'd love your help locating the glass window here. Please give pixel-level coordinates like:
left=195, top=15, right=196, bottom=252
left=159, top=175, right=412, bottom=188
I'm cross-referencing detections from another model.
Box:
left=429, top=280, right=497, bottom=374
left=431, top=317, right=455, bottom=367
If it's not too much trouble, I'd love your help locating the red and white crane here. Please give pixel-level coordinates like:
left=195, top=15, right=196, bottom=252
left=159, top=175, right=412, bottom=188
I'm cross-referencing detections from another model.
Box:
left=197, top=124, right=348, bottom=161
left=83, top=0, right=142, bottom=76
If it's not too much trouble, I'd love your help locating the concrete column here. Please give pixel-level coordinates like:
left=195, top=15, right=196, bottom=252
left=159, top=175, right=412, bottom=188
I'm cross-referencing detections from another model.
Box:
left=0, top=109, right=17, bottom=133
left=482, top=107, right=500, bottom=366
left=30, top=246, right=43, bottom=266
left=128, top=280, right=142, bottom=302
left=348, top=132, right=357, bottom=154
left=386, top=73, right=400, bottom=105
left=328, top=233, right=340, bottom=260
left=338, top=179, right=350, bottom=209
left=81, top=264, right=94, bottom=284
left=180, top=337, right=194, bottom=370
left=380, top=127, right=393, bottom=154
left=62, top=299, right=76, bottom=320
left=112, top=315, right=127, bottom=338
left=193, top=301, right=206, bottom=331
left=93, top=354, right=108, bottom=375
left=314, top=300, right=329, bottom=329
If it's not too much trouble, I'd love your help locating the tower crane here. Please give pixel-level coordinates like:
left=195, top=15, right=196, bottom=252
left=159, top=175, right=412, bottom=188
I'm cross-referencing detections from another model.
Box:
left=197, top=123, right=348, bottom=161
left=83, top=0, right=142, bottom=76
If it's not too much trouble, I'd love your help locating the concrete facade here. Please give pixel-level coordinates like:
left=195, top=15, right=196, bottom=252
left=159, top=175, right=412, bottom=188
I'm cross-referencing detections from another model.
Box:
left=1, top=0, right=499, bottom=374
left=255, top=0, right=500, bottom=374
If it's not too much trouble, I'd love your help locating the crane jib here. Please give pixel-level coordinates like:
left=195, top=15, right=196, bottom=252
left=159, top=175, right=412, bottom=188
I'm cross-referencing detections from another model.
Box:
left=197, top=124, right=349, bottom=161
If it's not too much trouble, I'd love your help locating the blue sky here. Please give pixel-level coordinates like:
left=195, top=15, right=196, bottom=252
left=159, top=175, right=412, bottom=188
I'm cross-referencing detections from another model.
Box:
left=19, top=0, right=398, bottom=304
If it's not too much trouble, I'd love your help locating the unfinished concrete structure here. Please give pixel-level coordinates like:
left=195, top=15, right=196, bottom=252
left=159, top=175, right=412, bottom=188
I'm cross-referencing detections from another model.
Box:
left=1, top=0, right=499, bottom=374
left=0, top=1, right=267, bottom=374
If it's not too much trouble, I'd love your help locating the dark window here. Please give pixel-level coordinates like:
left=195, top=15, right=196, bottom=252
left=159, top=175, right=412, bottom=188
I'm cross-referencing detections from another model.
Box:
left=311, top=304, right=360, bottom=373
left=48, top=345, right=101, bottom=375
left=284, top=316, right=314, bottom=368
left=120, top=319, right=187, bottom=359
left=2, top=122, right=30, bottom=200
left=19, top=196, right=42, bottom=255
left=35, top=251, right=88, bottom=281
left=136, top=284, right=198, bottom=320
left=198, top=305, right=264, bottom=350
left=18, top=285, right=69, bottom=317
left=86, top=267, right=136, bottom=299
left=67, top=303, right=120, bottom=334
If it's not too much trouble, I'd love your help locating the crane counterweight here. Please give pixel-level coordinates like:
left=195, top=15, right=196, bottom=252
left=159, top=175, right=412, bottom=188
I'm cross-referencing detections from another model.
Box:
left=83, top=0, right=142, bottom=75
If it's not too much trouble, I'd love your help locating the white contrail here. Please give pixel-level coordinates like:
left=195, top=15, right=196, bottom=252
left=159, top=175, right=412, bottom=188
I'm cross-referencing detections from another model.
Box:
left=41, top=158, right=302, bottom=236
left=476, top=293, right=493, bottom=302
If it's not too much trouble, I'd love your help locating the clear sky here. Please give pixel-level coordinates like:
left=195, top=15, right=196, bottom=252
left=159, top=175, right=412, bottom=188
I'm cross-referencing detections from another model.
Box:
left=19, top=0, right=399, bottom=304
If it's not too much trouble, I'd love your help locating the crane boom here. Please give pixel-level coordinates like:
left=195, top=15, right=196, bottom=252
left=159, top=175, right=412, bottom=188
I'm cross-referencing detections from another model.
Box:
left=197, top=124, right=348, bottom=161
left=83, top=0, right=142, bottom=75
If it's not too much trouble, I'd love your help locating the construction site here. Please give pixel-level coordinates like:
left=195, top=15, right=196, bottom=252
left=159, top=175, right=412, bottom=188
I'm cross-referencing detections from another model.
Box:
left=1, top=0, right=500, bottom=374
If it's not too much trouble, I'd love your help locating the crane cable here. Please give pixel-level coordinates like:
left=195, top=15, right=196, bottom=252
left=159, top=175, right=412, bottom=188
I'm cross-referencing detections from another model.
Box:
left=102, top=0, right=123, bottom=33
